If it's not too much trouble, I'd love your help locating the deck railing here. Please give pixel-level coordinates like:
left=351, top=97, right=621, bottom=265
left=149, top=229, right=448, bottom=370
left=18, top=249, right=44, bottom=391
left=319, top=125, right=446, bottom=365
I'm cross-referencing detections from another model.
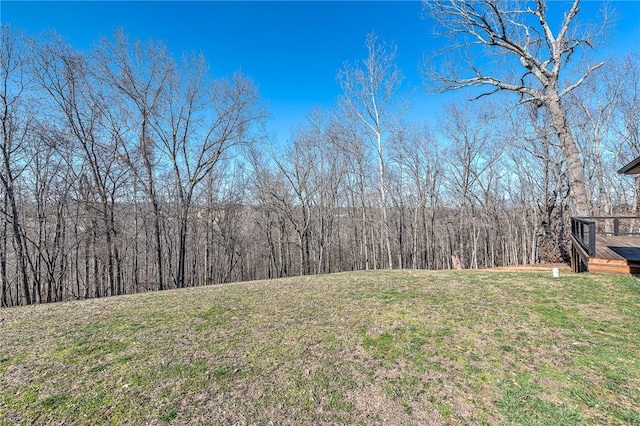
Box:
left=571, top=216, right=640, bottom=258
left=571, top=217, right=596, bottom=256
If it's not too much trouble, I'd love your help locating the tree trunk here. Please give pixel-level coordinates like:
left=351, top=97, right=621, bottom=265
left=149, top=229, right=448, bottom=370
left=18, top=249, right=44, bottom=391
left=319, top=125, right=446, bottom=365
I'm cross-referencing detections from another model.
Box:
left=377, top=135, right=393, bottom=269
left=176, top=211, right=188, bottom=288
left=6, top=183, right=31, bottom=305
left=0, top=192, right=8, bottom=307
left=546, top=94, right=590, bottom=216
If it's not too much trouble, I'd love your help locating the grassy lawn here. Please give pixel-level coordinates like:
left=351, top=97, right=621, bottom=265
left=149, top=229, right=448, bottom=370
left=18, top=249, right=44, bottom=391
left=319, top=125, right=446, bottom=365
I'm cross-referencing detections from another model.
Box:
left=1, top=268, right=639, bottom=425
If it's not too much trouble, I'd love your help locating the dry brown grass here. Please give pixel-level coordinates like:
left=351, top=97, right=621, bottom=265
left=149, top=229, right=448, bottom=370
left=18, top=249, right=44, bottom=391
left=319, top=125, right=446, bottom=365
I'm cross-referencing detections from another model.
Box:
left=1, top=269, right=639, bottom=425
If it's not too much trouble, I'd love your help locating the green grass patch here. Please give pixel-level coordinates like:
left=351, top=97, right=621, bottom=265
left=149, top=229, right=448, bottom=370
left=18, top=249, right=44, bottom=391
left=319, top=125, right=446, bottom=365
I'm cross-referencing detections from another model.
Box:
left=41, top=394, right=68, bottom=410
left=1, top=269, right=639, bottom=424
left=158, top=406, right=178, bottom=423
left=497, top=374, right=582, bottom=425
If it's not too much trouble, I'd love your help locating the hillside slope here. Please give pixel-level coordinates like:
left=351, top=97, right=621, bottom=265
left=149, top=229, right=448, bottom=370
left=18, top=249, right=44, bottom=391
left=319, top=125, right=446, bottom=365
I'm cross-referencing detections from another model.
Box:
left=1, top=269, right=639, bottom=425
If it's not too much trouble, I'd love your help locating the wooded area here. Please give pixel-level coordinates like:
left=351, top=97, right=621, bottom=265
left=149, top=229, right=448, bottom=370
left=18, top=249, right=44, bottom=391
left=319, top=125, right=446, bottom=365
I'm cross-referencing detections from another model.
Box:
left=2, top=0, right=639, bottom=306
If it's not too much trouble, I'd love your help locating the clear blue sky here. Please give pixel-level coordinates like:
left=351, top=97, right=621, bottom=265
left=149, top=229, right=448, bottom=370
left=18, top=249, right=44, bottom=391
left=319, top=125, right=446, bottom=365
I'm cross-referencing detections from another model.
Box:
left=2, top=1, right=639, bottom=142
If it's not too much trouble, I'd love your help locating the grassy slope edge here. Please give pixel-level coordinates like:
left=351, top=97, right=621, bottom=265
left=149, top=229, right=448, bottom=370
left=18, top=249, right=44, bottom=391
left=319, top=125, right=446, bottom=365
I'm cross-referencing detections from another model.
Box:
left=1, top=269, right=639, bottom=425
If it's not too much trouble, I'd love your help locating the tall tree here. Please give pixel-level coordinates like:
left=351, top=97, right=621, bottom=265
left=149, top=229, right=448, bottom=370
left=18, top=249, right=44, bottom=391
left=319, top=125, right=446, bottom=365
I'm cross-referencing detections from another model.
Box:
left=272, top=127, right=320, bottom=276
left=94, top=32, right=173, bottom=291
left=248, top=146, right=294, bottom=278
left=440, top=102, right=501, bottom=268
left=615, top=54, right=640, bottom=212
left=1, top=185, right=8, bottom=306
left=152, top=55, right=264, bottom=288
left=390, top=124, right=441, bottom=269
left=331, top=111, right=375, bottom=270
left=506, top=103, right=570, bottom=263
left=0, top=26, right=32, bottom=305
left=338, top=33, right=404, bottom=269
left=24, top=124, right=74, bottom=303
left=31, top=34, right=125, bottom=297
left=425, top=0, right=608, bottom=216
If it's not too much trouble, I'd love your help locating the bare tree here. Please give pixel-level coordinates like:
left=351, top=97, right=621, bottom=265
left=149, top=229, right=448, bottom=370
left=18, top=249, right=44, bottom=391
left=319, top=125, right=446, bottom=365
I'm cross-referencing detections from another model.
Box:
left=152, top=54, right=264, bottom=288
left=31, top=34, right=126, bottom=297
left=618, top=55, right=640, bottom=212
left=312, top=114, right=346, bottom=274
left=331, top=111, right=375, bottom=270
left=272, top=126, right=320, bottom=276
left=93, top=31, right=173, bottom=291
left=1, top=185, right=8, bottom=306
left=338, top=33, right=404, bottom=269
left=248, top=145, right=297, bottom=278
left=6, top=14, right=639, bottom=307
left=425, top=0, right=608, bottom=216
left=567, top=57, right=633, bottom=217
left=22, top=125, right=74, bottom=303
left=0, top=26, right=32, bottom=305
left=267, top=110, right=346, bottom=276
left=440, top=102, right=501, bottom=268
left=503, top=100, right=571, bottom=263
left=390, top=124, right=441, bottom=269
left=199, top=163, right=248, bottom=284
left=594, top=53, right=640, bottom=212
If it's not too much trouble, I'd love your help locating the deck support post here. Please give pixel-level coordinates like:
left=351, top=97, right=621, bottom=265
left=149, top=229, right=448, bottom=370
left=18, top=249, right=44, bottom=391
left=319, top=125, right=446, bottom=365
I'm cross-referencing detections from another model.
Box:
left=588, top=222, right=596, bottom=256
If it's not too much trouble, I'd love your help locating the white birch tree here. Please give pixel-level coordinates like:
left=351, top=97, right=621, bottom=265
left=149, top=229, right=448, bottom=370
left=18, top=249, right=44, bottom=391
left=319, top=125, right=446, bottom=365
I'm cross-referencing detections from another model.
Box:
left=338, top=33, right=404, bottom=269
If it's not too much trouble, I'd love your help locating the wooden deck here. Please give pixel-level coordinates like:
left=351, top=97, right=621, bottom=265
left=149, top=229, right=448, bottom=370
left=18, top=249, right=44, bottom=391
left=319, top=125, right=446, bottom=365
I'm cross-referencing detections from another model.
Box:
left=573, top=234, right=640, bottom=275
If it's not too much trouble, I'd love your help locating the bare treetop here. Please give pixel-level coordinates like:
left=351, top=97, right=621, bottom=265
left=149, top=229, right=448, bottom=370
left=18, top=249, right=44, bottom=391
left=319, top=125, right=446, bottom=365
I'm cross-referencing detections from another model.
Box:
left=424, top=0, right=611, bottom=215
left=426, top=0, right=608, bottom=105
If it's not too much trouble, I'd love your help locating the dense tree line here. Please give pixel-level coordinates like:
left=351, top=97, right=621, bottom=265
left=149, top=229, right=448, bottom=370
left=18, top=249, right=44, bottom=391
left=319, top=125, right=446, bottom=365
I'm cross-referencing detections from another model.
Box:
left=1, top=0, right=639, bottom=306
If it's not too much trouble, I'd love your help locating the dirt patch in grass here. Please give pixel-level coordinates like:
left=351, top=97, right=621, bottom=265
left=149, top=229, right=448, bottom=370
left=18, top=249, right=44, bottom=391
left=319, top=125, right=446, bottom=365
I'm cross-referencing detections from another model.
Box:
left=2, top=269, right=639, bottom=425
